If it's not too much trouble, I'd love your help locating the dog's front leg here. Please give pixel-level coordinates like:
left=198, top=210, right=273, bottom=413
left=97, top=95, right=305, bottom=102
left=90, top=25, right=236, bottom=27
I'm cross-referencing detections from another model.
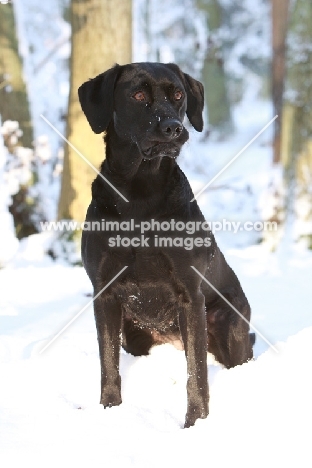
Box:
left=179, top=292, right=209, bottom=428
left=94, top=295, right=122, bottom=408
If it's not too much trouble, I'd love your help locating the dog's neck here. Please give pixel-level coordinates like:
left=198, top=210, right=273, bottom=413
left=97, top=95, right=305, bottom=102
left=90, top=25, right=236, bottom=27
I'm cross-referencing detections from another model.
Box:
left=93, top=123, right=184, bottom=215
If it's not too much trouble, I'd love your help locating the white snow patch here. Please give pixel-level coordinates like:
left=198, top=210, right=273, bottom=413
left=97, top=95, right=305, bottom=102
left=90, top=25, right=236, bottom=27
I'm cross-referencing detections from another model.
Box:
left=0, top=243, right=311, bottom=467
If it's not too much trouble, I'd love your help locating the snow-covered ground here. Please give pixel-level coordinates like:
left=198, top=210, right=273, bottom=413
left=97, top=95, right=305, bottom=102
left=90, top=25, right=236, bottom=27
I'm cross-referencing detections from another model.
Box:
left=1, top=234, right=312, bottom=468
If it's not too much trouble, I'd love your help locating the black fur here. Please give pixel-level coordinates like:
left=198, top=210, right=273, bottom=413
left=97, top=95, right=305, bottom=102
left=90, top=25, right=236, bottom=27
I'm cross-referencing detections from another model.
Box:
left=79, top=62, right=253, bottom=428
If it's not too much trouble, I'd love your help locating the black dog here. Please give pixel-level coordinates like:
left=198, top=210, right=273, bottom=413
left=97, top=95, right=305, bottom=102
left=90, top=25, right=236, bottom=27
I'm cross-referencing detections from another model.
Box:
left=78, top=62, right=253, bottom=428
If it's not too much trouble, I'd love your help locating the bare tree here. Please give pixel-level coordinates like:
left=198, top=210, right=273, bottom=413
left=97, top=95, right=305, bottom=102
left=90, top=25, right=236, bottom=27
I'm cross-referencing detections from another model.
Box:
left=282, top=0, right=312, bottom=244
left=272, top=0, right=290, bottom=164
left=58, top=0, right=132, bottom=222
left=0, top=2, right=36, bottom=238
left=0, top=2, right=33, bottom=147
left=196, top=0, right=233, bottom=137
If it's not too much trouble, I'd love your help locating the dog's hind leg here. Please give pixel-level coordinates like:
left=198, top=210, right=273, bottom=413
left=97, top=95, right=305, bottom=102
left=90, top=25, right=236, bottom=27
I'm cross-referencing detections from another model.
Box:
left=206, top=299, right=253, bottom=369
left=249, top=332, right=256, bottom=346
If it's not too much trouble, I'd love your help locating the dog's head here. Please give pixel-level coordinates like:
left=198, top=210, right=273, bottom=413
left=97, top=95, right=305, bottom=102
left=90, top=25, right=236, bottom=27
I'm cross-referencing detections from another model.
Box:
left=78, top=62, right=204, bottom=160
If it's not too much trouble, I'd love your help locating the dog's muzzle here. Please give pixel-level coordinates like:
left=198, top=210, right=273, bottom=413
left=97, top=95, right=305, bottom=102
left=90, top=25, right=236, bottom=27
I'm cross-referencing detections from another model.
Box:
left=141, top=119, right=188, bottom=159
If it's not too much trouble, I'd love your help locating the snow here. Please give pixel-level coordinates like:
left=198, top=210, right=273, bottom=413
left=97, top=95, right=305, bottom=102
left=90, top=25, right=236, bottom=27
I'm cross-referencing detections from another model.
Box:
left=0, top=243, right=312, bottom=467
left=0, top=119, right=19, bottom=267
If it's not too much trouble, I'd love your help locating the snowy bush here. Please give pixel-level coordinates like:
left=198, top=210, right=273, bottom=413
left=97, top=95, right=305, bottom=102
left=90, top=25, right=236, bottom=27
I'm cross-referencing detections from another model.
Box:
left=0, top=120, right=19, bottom=267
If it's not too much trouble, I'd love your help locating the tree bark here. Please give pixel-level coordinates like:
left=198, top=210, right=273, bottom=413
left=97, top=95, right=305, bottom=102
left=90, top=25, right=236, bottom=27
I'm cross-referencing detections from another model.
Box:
left=0, top=2, right=33, bottom=148
left=58, top=0, right=132, bottom=222
left=272, top=0, right=290, bottom=164
left=196, top=0, right=232, bottom=136
left=281, top=0, right=312, bottom=237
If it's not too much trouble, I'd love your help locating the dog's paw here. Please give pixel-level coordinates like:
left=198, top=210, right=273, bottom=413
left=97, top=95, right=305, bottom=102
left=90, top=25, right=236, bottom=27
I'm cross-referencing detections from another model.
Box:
left=184, top=406, right=208, bottom=428
left=103, top=400, right=122, bottom=409
left=100, top=388, right=122, bottom=409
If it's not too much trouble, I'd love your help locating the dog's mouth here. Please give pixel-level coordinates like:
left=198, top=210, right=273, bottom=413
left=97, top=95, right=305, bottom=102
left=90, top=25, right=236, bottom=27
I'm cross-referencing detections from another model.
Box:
left=142, top=142, right=181, bottom=159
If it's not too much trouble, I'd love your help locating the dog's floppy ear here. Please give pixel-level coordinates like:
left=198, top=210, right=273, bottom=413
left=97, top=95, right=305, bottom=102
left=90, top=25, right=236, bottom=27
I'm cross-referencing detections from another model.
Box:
left=183, top=72, right=204, bottom=132
left=166, top=63, right=204, bottom=132
left=78, top=64, right=121, bottom=134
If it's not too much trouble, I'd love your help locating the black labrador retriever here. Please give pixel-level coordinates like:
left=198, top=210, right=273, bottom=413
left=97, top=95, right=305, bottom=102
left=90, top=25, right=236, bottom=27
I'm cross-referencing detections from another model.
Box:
left=78, top=62, right=254, bottom=428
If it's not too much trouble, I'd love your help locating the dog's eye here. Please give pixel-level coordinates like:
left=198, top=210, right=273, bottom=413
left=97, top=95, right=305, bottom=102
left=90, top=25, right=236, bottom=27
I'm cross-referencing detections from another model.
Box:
left=133, top=91, right=146, bottom=102
left=174, top=90, right=183, bottom=101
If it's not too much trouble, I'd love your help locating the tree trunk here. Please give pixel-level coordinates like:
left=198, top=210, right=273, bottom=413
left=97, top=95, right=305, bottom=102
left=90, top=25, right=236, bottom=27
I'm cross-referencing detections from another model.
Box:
left=281, top=0, right=312, bottom=244
left=272, top=0, right=290, bottom=164
left=0, top=2, right=36, bottom=239
left=0, top=2, right=33, bottom=148
left=58, top=0, right=132, bottom=222
left=196, top=0, right=232, bottom=136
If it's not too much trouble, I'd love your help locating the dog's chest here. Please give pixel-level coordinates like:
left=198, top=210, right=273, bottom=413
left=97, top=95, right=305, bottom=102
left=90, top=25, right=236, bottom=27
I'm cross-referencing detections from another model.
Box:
left=113, top=250, right=188, bottom=330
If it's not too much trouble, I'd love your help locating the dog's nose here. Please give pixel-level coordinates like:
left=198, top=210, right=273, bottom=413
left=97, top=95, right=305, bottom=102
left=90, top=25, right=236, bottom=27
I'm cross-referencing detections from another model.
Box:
left=159, top=119, right=183, bottom=139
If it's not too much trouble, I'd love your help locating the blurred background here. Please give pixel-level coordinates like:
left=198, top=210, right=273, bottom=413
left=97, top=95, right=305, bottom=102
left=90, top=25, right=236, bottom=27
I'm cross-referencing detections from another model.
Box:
left=0, top=0, right=311, bottom=263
